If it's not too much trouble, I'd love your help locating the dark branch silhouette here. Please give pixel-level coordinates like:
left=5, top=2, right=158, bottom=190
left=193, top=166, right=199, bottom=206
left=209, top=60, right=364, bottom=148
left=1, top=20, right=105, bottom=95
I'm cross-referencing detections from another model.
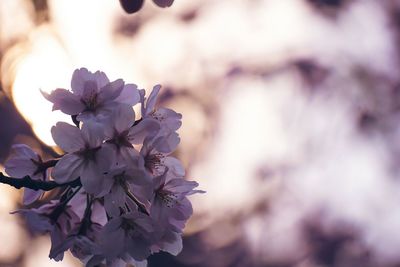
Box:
left=0, top=173, right=81, bottom=191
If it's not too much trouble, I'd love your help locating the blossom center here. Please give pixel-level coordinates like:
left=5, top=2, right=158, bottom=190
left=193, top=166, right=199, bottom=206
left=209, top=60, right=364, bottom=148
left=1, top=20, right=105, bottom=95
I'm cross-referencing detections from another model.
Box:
left=107, top=130, right=132, bottom=149
left=157, top=190, right=178, bottom=208
left=121, top=218, right=141, bottom=238
left=77, top=146, right=101, bottom=162
left=144, top=153, right=164, bottom=174
left=81, top=84, right=99, bottom=112
left=151, top=110, right=164, bottom=122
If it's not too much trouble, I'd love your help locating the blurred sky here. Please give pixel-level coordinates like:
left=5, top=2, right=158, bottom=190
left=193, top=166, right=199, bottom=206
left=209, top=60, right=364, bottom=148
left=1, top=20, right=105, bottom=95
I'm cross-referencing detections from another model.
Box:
left=2, top=0, right=400, bottom=266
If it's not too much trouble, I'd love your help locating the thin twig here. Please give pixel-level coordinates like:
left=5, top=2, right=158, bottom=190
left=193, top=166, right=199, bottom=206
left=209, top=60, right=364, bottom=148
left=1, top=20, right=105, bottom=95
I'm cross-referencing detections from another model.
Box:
left=126, top=190, right=150, bottom=215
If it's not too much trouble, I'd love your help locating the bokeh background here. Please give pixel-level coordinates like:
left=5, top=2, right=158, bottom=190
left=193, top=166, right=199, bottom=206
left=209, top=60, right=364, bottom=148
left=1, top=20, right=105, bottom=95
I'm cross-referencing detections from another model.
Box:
left=1, top=0, right=400, bottom=266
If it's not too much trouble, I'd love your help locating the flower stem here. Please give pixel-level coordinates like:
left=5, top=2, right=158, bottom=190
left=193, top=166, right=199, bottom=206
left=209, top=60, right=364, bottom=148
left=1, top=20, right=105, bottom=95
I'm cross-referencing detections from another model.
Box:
left=126, top=190, right=149, bottom=215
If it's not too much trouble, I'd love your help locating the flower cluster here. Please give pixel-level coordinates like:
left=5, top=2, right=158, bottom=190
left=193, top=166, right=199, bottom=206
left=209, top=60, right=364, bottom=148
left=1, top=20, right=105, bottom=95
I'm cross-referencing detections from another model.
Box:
left=3, top=68, right=203, bottom=266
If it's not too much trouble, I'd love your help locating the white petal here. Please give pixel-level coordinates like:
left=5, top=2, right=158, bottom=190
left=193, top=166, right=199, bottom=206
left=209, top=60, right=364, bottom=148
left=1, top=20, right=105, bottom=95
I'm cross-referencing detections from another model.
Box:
left=51, top=122, right=85, bottom=152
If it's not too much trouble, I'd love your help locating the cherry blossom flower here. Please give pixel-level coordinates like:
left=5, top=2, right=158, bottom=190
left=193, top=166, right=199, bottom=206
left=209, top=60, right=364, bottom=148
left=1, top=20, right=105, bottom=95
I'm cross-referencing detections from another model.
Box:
left=5, top=144, right=50, bottom=204
left=141, top=133, right=184, bottom=178
left=14, top=199, right=81, bottom=261
left=100, top=211, right=155, bottom=261
left=102, top=166, right=152, bottom=217
left=50, top=196, right=107, bottom=262
left=2, top=67, right=203, bottom=265
left=103, top=104, right=159, bottom=165
left=139, top=85, right=182, bottom=136
left=51, top=121, right=112, bottom=195
left=150, top=172, right=204, bottom=233
left=43, top=68, right=140, bottom=122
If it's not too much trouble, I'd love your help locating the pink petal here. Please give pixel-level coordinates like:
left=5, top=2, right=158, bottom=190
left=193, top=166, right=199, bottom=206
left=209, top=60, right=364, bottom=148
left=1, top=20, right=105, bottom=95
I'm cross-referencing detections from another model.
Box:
left=125, top=237, right=151, bottom=261
left=10, top=144, right=38, bottom=159
left=42, top=88, right=85, bottom=115
left=76, top=111, right=96, bottom=122
left=15, top=209, right=53, bottom=232
left=101, top=219, right=125, bottom=258
left=71, top=68, right=110, bottom=95
left=118, top=146, right=140, bottom=166
left=82, top=80, right=99, bottom=100
left=127, top=167, right=151, bottom=186
left=50, top=227, right=66, bottom=261
left=112, top=104, right=135, bottom=134
left=4, top=159, right=34, bottom=178
left=165, top=179, right=203, bottom=195
left=145, top=85, right=161, bottom=116
left=71, top=68, right=91, bottom=95
left=23, top=189, right=43, bottom=205
left=164, top=157, right=185, bottom=177
left=127, top=119, right=160, bottom=144
left=172, top=198, right=193, bottom=221
left=5, top=144, right=39, bottom=177
left=81, top=122, right=104, bottom=148
left=49, top=236, right=75, bottom=259
left=156, top=107, right=182, bottom=131
left=80, top=162, right=103, bottom=195
left=52, top=153, right=84, bottom=183
left=98, top=79, right=125, bottom=103
left=80, top=148, right=111, bottom=196
left=160, top=232, right=182, bottom=256
left=115, top=84, right=140, bottom=106
left=91, top=201, right=108, bottom=226
left=153, top=132, right=180, bottom=153
left=51, top=122, right=85, bottom=152
left=93, top=70, right=110, bottom=89
left=96, top=146, right=113, bottom=168
left=104, top=185, right=125, bottom=217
